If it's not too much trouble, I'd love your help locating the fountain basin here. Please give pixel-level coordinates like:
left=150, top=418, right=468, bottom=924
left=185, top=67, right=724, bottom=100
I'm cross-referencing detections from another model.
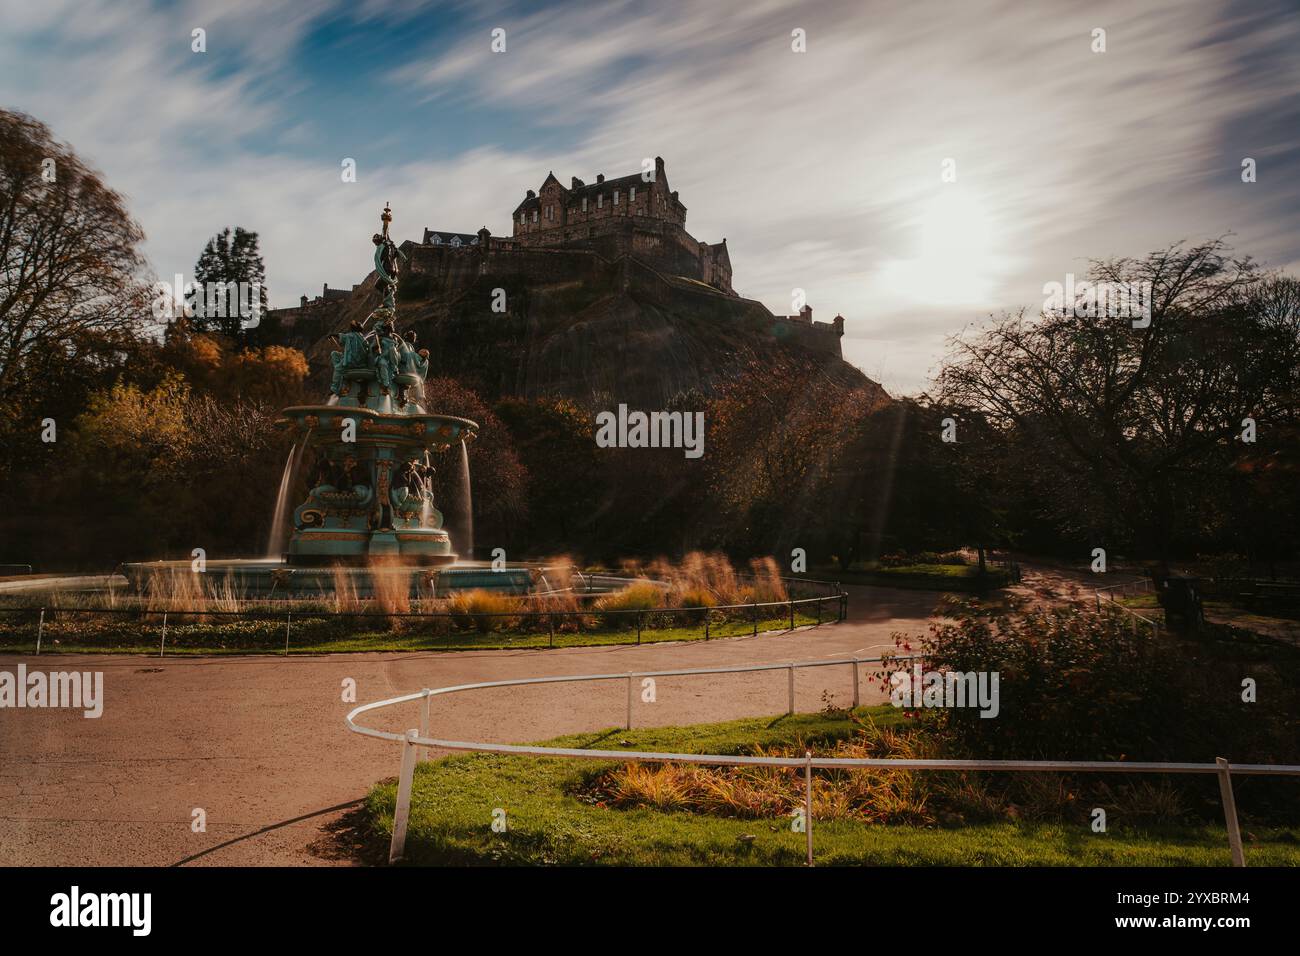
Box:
left=116, top=559, right=539, bottom=600
left=276, top=406, right=478, bottom=566
left=279, top=406, right=478, bottom=451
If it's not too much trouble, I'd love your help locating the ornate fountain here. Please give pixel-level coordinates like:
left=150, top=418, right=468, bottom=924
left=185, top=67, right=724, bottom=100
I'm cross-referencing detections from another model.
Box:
left=121, top=205, right=479, bottom=598
left=278, top=203, right=476, bottom=566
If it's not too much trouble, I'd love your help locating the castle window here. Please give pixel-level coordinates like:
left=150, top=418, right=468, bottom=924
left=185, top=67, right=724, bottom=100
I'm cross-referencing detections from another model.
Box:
left=450, top=236, right=462, bottom=247
left=581, top=197, right=588, bottom=212
left=519, top=212, right=525, bottom=225
left=630, top=186, right=636, bottom=203
left=532, top=210, right=538, bottom=222
left=597, top=194, right=603, bottom=209
left=430, top=234, right=441, bottom=244
left=614, top=190, right=620, bottom=205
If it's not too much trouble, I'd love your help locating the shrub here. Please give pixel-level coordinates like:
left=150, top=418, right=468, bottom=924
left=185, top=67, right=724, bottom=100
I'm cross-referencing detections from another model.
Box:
left=674, top=586, right=718, bottom=624
left=448, top=589, right=522, bottom=632
left=890, top=602, right=1300, bottom=769
left=593, top=581, right=664, bottom=629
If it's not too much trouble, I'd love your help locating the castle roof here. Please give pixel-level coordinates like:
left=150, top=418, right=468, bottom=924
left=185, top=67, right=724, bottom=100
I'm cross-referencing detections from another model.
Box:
left=422, top=228, right=480, bottom=247
left=512, top=165, right=677, bottom=214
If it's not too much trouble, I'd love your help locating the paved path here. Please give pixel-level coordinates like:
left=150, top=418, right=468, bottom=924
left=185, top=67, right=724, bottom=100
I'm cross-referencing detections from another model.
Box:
left=0, top=584, right=937, bottom=866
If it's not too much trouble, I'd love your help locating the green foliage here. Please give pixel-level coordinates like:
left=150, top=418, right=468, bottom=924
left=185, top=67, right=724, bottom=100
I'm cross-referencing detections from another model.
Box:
left=191, top=226, right=268, bottom=338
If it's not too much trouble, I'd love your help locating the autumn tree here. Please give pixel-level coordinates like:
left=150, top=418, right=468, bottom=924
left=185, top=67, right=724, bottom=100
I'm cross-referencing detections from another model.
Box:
left=0, top=109, right=151, bottom=482
left=704, top=352, right=887, bottom=559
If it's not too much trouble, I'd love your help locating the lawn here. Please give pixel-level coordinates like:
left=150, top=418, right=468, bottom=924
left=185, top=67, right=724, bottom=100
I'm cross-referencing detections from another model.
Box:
left=366, top=709, right=1300, bottom=866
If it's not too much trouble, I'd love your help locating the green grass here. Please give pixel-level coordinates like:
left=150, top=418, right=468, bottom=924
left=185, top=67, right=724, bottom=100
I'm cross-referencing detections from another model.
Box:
left=366, top=709, right=1300, bottom=866
left=0, top=610, right=823, bottom=655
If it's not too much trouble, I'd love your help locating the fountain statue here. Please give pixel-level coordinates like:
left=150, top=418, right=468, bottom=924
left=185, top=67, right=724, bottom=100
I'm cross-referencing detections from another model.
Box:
left=280, top=203, right=476, bottom=565
left=120, top=205, right=479, bottom=598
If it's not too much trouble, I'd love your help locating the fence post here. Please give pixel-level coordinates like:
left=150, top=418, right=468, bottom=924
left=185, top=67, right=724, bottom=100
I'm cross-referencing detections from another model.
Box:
left=789, top=600, right=795, bottom=631
left=787, top=663, right=795, bottom=715
left=388, top=729, right=419, bottom=864
left=752, top=603, right=758, bottom=637
left=160, top=611, right=168, bottom=658
left=36, top=607, right=45, bottom=656
left=705, top=614, right=710, bottom=641
left=285, top=612, right=291, bottom=656
left=1215, top=757, right=1246, bottom=867
left=852, top=658, right=860, bottom=709
left=804, top=751, right=814, bottom=866
left=419, top=689, right=432, bottom=761
left=637, top=611, right=642, bottom=645
left=626, top=675, right=634, bottom=730
left=816, top=599, right=822, bottom=627
left=548, top=614, right=554, bottom=648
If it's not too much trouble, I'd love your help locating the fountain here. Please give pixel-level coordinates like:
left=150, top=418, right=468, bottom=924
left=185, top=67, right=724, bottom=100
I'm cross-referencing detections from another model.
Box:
left=121, top=205, right=485, bottom=599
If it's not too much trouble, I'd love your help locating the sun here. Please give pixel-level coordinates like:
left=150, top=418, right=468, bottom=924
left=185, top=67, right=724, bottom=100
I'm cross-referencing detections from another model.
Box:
left=872, top=187, right=1008, bottom=309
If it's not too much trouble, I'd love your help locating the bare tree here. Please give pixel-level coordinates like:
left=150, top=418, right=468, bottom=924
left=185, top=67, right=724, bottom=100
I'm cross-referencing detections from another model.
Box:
left=936, top=239, right=1294, bottom=560
left=0, top=109, right=149, bottom=413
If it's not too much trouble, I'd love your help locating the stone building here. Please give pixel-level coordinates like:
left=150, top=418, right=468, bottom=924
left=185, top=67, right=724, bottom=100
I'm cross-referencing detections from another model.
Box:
left=776, top=304, right=845, bottom=338
left=507, top=156, right=733, bottom=294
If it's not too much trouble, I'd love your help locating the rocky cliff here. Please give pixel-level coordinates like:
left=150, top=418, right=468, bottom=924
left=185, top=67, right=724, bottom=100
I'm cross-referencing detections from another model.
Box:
left=254, top=242, right=887, bottom=410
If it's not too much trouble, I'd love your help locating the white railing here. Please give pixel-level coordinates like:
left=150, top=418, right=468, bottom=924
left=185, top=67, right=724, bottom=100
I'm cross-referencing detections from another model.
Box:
left=346, top=655, right=1300, bottom=867
left=1095, top=577, right=1162, bottom=635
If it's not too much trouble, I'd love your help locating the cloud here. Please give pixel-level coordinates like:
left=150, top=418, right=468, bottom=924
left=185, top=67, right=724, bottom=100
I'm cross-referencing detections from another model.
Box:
left=3, top=0, right=1297, bottom=395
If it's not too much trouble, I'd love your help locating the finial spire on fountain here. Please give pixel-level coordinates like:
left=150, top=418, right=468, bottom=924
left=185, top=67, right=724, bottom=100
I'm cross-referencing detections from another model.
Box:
left=371, top=201, right=404, bottom=316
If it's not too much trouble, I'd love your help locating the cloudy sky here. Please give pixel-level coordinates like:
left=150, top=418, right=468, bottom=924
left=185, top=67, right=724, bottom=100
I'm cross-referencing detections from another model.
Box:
left=2, top=0, right=1297, bottom=394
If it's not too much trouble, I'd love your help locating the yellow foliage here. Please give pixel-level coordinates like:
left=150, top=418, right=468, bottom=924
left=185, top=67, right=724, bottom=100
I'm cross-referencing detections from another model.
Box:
left=75, top=373, right=193, bottom=472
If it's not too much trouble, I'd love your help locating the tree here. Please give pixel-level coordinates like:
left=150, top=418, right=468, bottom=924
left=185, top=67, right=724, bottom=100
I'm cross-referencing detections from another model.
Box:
left=422, top=376, right=528, bottom=558
left=495, top=397, right=604, bottom=550
left=936, top=239, right=1297, bottom=562
left=0, top=109, right=150, bottom=480
left=192, top=226, right=268, bottom=339
left=703, top=352, right=886, bottom=559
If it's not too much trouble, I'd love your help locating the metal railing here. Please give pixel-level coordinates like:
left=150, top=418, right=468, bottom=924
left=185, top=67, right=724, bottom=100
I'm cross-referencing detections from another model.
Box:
left=1095, top=577, right=1162, bottom=636
left=346, top=654, right=1300, bottom=867
left=0, top=583, right=847, bottom=656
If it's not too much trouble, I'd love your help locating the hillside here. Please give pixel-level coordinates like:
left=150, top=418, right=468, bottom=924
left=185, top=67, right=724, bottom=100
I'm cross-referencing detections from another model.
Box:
left=255, top=242, right=889, bottom=410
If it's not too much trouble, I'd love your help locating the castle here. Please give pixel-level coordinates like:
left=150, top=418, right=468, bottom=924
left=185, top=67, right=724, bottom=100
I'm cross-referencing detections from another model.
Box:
left=262, top=158, right=847, bottom=371
left=503, top=156, right=733, bottom=294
